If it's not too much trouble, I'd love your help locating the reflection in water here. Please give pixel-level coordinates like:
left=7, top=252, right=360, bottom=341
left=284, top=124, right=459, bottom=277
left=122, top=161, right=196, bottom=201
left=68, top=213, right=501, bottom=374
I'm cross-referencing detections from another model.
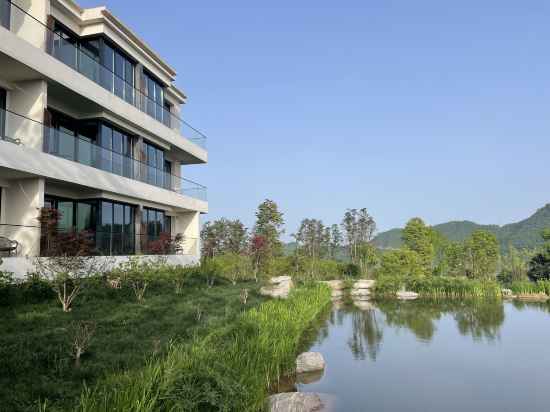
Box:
left=293, top=300, right=550, bottom=412
left=347, top=308, right=383, bottom=361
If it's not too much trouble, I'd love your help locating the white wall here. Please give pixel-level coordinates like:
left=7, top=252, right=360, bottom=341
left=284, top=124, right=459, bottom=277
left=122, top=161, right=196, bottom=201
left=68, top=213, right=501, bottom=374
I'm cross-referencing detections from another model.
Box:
left=1, top=177, right=44, bottom=256
left=10, top=0, right=49, bottom=50
left=0, top=254, right=200, bottom=279
left=7, top=80, right=47, bottom=149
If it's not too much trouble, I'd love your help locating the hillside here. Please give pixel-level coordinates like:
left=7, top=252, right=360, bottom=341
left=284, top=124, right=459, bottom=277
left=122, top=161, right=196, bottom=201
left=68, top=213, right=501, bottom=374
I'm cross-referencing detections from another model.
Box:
left=373, top=204, right=550, bottom=252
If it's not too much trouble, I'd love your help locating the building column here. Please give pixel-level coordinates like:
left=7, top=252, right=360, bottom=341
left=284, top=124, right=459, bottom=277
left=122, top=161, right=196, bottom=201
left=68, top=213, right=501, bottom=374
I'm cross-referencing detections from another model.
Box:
left=174, top=211, right=200, bottom=258
left=7, top=80, right=47, bottom=149
left=2, top=177, right=45, bottom=257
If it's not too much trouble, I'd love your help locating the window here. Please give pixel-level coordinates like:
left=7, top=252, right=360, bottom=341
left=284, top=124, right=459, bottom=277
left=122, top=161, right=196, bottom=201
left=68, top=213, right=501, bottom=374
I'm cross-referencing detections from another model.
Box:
left=163, top=160, right=172, bottom=189
left=43, top=196, right=97, bottom=234
left=142, top=141, right=165, bottom=187
left=98, top=200, right=135, bottom=255
left=0, top=88, right=5, bottom=139
left=163, top=101, right=172, bottom=127
left=0, top=0, right=9, bottom=30
left=143, top=71, right=165, bottom=122
left=47, top=111, right=99, bottom=165
left=99, top=123, right=134, bottom=177
left=79, top=38, right=100, bottom=82
left=52, top=23, right=78, bottom=69
left=142, top=207, right=170, bottom=243
left=99, top=40, right=135, bottom=103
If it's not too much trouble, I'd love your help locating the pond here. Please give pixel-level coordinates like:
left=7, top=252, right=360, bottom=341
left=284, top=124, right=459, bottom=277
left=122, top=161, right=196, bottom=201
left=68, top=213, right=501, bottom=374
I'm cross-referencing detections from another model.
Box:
left=292, top=299, right=550, bottom=412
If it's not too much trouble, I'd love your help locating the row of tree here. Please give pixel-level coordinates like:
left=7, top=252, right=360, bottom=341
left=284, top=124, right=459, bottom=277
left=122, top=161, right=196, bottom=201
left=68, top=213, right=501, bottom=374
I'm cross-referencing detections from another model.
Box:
left=201, top=200, right=550, bottom=282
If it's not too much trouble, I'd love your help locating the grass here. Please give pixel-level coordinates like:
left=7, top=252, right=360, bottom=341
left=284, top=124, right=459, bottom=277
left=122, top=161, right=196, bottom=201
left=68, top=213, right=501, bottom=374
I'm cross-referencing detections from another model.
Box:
left=76, top=283, right=331, bottom=412
left=373, top=275, right=502, bottom=299
left=0, top=276, right=266, bottom=412
left=509, top=280, right=550, bottom=295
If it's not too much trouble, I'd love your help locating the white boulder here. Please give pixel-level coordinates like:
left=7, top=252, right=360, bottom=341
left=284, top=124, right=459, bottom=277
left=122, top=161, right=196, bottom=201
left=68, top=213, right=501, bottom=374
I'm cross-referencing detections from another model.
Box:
left=296, top=352, right=326, bottom=374
left=268, top=393, right=324, bottom=412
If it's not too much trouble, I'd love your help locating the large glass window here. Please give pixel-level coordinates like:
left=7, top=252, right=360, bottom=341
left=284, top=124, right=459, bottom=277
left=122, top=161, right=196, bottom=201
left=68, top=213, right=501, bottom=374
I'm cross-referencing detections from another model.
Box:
left=44, top=196, right=98, bottom=235
left=99, top=123, right=133, bottom=177
left=98, top=200, right=134, bottom=255
left=79, top=38, right=100, bottom=82
left=142, top=141, right=165, bottom=187
left=0, top=88, right=5, bottom=139
left=0, top=0, right=9, bottom=30
left=52, top=23, right=78, bottom=69
left=142, top=207, right=170, bottom=244
left=143, top=71, right=165, bottom=122
left=99, top=40, right=135, bottom=103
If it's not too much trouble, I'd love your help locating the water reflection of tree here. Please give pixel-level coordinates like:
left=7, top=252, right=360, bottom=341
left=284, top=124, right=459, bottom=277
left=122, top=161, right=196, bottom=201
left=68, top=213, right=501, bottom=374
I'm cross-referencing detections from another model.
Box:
left=347, top=308, right=383, bottom=361
left=376, top=300, right=441, bottom=342
left=454, top=300, right=504, bottom=342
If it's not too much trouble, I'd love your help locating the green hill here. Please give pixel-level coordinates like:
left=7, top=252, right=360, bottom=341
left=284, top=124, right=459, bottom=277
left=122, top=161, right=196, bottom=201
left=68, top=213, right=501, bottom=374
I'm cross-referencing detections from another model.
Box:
left=373, top=204, right=550, bottom=252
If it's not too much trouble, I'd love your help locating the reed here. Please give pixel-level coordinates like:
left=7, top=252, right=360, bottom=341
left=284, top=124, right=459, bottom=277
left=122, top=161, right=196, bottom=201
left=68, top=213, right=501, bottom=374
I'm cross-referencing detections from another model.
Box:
left=509, top=280, right=550, bottom=296
left=77, top=284, right=331, bottom=412
left=373, top=276, right=502, bottom=299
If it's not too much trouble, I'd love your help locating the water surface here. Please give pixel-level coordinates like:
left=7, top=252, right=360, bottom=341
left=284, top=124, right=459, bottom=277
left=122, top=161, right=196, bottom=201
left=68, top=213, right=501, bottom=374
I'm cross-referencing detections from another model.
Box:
left=296, top=299, right=550, bottom=412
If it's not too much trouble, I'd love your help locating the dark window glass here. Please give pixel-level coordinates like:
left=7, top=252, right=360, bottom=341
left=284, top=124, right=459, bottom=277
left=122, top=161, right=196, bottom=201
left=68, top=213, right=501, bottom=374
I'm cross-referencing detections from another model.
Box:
left=112, top=129, right=123, bottom=175
left=76, top=202, right=95, bottom=232
left=100, top=43, right=114, bottom=92
left=144, top=72, right=165, bottom=121
left=114, top=51, right=124, bottom=98
left=79, top=38, right=100, bottom=82
left=53, top=24, right=78, bottom=69
left=77, top=121, right=98, bottom=167
left=164, top=215, right=171, bottom=235
left=100, top=124, right=113, bottom=172
left=163, top=101, right=171, bottom=127
left=0, top=88, right=5, bottom=139
left=57, top=201, right=74, bottom=232
left=0, top=0, right=11, bottom=30
left=124, top=60, right=135, bottom=104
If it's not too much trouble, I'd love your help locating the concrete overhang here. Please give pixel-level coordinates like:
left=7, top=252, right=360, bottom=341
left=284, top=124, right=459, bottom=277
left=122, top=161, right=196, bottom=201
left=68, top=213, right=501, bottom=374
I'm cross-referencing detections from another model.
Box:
left=0, top=140, right=208, bottom=214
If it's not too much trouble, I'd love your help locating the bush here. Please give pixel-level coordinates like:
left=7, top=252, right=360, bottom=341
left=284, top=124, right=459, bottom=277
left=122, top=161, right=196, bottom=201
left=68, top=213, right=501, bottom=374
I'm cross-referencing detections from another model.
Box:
left=342, top=263, right=360, bottom=278
left=211, top=253, right=253, bottom=284
left=18, top=273, right=56, bottom=304
left=0, top=267, right=15, bottom=306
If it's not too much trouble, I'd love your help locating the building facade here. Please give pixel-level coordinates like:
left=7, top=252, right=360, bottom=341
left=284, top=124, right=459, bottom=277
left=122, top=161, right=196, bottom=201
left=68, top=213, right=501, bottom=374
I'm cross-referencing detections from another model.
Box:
left=0, top=0, right=207, bottom=265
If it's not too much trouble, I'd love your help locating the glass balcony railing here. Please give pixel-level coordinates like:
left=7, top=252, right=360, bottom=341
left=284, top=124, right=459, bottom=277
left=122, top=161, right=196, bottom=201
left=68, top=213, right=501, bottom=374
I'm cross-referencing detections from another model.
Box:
left=0, top=108, right=207, bottom=202
left=3, top=0, right=207, bottom=149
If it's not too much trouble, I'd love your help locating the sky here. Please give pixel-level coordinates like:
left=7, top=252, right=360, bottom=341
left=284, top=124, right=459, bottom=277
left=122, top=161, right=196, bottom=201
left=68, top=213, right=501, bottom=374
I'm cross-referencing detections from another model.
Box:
left=80, top=0, right=550, bottom=240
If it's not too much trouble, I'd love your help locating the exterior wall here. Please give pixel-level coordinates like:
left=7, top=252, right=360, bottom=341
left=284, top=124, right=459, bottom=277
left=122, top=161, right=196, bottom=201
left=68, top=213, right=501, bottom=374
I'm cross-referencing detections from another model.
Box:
left=1, top=177, right=44, bottom=256
left=0, top=28, right=207, bottom=164
left=7, top=80, right=47, bottom=149
left=174, top=211, right=200, bottom=256
left=0, top=254, right=200, bottom=279
left=0, top=140, right=208, bottom=213
left=10, top=0, right=50, bottom=49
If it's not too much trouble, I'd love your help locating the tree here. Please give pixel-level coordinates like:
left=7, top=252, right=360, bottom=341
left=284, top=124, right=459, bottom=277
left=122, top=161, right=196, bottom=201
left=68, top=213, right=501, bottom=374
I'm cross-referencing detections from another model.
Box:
left=499, top=244, right=530, bottom=283
left=342, top=208, right=376, bottom=263
left=527, top=229, right=550, bottom=281
left=200, top=218, right=248, bottom=258
left=464, top=230, right=500, bottom=279
left=293, top=218, right=326, bottom=260
left=356, top=242, right=379, bottom=278
left=402, top=218, right=434, bottom=274
left=378, top=249, right=424, bottom=278
left=252, top=199, right=285, bottom=263
left=329, top=224, right=343, bottom=259
left=439, top=241, right=467, bottom=277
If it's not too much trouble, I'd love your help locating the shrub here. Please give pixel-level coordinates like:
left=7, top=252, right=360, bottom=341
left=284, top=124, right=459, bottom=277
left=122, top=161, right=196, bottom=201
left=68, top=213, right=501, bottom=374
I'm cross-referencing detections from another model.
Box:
left=378, top=249, right=425, bottom=278
left=342, top=263, right=360, bottom=278
left=18, top=272, right=56, bottom=304
left=211, top=253, right=253, bottom=285
left=0, top=265, right=15, bottom=306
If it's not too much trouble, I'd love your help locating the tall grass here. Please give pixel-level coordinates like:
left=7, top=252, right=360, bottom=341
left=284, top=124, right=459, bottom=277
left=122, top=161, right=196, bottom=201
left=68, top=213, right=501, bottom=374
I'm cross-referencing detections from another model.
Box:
left=77, top=284, right=331, bottom=412
left=373, top=276, right=502, bottom=299
left=509, top=280, right=550, bottom=295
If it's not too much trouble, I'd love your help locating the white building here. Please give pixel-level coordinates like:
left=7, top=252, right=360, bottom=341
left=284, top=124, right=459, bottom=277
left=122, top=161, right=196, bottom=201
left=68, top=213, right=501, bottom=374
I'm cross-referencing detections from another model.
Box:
left=0, top=0, right=207, bottom=270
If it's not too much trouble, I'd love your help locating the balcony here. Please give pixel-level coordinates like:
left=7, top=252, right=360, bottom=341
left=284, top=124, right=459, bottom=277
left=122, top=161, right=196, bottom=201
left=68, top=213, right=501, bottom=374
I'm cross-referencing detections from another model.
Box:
left=0, top=108, right=207, bottom=202
left=3, top=0, right=207, bottom=149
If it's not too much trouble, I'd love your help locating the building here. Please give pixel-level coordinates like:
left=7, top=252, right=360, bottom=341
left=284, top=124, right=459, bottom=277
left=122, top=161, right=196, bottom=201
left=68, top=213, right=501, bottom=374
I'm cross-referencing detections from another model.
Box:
left=0, top=0, right=207, bottom=270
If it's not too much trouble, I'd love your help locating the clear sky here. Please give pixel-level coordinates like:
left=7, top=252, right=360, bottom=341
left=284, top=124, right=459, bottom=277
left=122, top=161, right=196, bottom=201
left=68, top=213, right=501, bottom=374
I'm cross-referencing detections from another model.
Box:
left=80, top=0, right=550, bottom=239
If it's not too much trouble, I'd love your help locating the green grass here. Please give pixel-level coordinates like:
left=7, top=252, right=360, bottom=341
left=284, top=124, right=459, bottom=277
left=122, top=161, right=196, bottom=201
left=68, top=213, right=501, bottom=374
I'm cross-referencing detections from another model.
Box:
left=76, top=283, right=331, bottom=412
left=373, top=275, right=502, bottom=299
left=509, top=280, right=550, bottom=295
left=0, top=277, right=266, bottom=412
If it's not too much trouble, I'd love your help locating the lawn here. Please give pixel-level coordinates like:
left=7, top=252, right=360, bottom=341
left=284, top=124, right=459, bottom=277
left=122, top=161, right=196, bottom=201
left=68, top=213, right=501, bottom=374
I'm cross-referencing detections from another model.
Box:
left=0, top=277, right=265, bottom=412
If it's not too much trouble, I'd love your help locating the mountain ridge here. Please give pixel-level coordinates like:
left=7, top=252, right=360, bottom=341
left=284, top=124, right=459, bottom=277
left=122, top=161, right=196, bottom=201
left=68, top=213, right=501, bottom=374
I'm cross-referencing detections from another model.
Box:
left=373, top=204, right=550, bottom=251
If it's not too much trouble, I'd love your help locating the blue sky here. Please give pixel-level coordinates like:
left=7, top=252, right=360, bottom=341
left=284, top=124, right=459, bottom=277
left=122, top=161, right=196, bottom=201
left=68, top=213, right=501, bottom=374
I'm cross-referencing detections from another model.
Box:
left=81, top=0, right=550, bottom=239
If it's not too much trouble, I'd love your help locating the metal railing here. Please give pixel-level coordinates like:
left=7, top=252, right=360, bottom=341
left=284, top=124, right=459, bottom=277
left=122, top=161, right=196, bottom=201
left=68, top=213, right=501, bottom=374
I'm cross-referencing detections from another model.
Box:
left=0, top=108, right=207, bottom=202
left=3, top=0, right=207, bottom=149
